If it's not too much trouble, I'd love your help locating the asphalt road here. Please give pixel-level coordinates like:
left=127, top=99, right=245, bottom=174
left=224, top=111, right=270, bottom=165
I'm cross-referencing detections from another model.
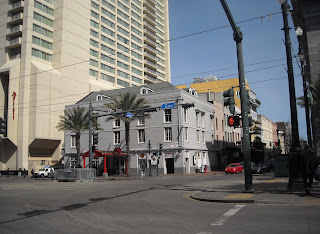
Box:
left=0, top=174, right=319, bottom=233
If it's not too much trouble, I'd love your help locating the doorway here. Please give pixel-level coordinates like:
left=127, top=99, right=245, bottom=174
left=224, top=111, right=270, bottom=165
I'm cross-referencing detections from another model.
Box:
left=166, top=158, right=174, bottom=174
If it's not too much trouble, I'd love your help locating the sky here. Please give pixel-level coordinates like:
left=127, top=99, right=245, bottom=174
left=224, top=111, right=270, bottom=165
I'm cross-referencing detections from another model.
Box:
left=168, top=0, right=307, bottom=140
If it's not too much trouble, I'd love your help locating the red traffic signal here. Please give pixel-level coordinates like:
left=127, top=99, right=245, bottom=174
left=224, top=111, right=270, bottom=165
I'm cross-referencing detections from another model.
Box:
left=228, top=116, right=240, bottom=127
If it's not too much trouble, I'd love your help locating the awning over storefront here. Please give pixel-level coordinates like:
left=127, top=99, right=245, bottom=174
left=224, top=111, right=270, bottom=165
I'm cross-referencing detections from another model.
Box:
left=81, top=150, right=127, bottom=175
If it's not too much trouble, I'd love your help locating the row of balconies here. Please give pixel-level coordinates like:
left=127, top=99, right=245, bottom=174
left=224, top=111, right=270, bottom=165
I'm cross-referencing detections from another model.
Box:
left=144, top=59, right=157, bottom=70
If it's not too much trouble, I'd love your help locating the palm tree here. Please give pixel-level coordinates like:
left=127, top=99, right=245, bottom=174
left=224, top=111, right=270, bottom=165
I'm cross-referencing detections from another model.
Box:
left=57, top=106, right=90, bottom=167
left=105, top=92, right=150, bottom=176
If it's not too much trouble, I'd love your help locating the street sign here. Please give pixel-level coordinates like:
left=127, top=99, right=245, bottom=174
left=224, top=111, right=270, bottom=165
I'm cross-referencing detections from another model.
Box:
left=161, top=102, right=175, bottom=109
left=126, top=112, right=133, bottom=118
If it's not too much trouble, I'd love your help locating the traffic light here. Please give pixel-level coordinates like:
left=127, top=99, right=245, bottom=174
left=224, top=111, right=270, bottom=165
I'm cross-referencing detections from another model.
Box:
left=0, top=118, right=6, bottom=144
left=228, top=116, right=240, bottom=127
left=93, top=131, right=99, bottom=145
left=223, top=88, right=235, bottom=114
left=159, top=143, right=163, bottom=155
left=0, top=118, right=6, bottom=135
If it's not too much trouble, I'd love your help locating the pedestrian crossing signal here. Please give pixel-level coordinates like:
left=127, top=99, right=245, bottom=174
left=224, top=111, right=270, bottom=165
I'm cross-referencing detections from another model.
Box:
left=228, top=116, right=240, bottom=127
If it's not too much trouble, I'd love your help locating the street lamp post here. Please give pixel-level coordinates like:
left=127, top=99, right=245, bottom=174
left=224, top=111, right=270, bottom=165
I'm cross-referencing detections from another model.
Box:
left=296, top=26, right=313, bottom=148
left=278, top=0, right=301, bottom=186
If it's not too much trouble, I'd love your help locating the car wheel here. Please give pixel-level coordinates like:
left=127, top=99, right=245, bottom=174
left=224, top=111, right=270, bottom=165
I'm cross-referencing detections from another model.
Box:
left=40, top=174, right=44, bottom=178
left=225, top=172, right=228, bottom=174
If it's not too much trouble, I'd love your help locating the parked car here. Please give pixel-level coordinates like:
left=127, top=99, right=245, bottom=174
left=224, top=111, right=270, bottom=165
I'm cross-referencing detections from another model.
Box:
left=34, top=167, right=54, bottom=178
left=251, top=164, right=268, bottom=174
left=225, top=163, right=243, bottom=174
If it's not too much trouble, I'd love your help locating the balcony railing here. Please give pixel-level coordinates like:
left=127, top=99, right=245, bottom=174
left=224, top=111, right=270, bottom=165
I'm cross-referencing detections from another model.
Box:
left=143, top=6, right=156, bottom=17
left=144, top=75, right=159, bottom=83
left=144, top=59, right=157, bottom=68
left=144, top=51, right=157, bottom=61
left=9, top=0, right=24, bottom=11
left=6, top=37, right=22, bottom=48
left=144, top=28, right=157, bottom=40
left=144, top=67, right=157, bottom=76
left=144, top=44, right=156, bottom=53
left=144, top=14, right=156, bottom=25
left=7, top=24, right=22, bottom=35
left=8, top=12, right=23, bottom=23
left=144, top=36, right=156, bottom=45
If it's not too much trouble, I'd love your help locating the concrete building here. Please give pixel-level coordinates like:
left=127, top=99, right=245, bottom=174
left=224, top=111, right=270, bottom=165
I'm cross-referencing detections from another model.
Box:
left=258, top=115, right=276, bottom=149
left=0, top=0, right=170, bottom=173
left=63, top=82, right=215, bottom=175
left=177, top=76, right=261, bottom=167
left=291, top=0, right=320, bottom=156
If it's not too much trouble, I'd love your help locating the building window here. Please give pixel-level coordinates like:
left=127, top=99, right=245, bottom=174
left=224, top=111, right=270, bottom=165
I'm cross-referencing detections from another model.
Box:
left=138, top=117, right=145, bottom=125
left=71, top=135, right=76, bottom=148
left=202, top=131, right=205, bottom=144
left=196, top=112, right=200, bottom=126
left=184, top=108, right=188, bottom=123
left=222, top=119, right=224, bottom=131
left=185, top=127, right=188, bottom=142
left=216, top=135, right=219, bottom=148
left=197, top=130, right=200, bottom=143
left=114, top=118, right=120, bottom=128
left=211, top=117, right=214, bottom=130
left=138, top=129, right=145, bottom=143
left=164, top=109, right=172, bottom=123
left=114, top=131, right=120, bottom=144
left=201, top=113, right=205, bottom=128
left=212, top=135, right=214, bottom=145
left=164, top=128, right=172, bottom=142
left=216, top=118, right=218, bottom=130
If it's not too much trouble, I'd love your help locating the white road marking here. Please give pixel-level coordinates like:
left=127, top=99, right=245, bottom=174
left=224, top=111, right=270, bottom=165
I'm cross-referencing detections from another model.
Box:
left=211, top=205, right=245, bottom=226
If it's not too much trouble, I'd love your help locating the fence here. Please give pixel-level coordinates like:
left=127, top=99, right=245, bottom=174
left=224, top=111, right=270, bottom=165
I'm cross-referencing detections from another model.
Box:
left=54, top=168, right=96, bottom=182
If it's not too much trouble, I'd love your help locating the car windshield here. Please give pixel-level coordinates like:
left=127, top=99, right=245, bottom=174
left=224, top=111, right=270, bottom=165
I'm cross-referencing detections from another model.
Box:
left=228, top=164, right=237, bottom=167
left=39, top=169, right=45, bottom=171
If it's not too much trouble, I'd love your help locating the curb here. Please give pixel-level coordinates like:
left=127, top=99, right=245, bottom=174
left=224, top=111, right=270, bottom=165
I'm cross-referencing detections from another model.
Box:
left=190, top=194, right=255, bottom=203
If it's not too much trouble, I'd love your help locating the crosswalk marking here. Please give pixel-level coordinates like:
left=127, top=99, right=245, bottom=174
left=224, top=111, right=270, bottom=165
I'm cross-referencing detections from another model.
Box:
left=211, top=205, right=245, bottom=226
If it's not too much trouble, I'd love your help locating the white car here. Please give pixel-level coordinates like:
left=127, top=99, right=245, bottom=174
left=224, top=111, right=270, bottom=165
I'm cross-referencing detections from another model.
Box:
left=34, top=168, right=54, bottom=178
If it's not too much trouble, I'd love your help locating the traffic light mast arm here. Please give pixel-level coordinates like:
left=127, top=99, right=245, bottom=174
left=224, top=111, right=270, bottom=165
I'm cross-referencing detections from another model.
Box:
left=220, top=0, right=253, bottom=192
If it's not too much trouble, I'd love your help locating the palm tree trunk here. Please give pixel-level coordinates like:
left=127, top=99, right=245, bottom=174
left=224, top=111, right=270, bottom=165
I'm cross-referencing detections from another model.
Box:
left=125, top=122, right=130, bottom=176
left=76, top=133, right=81, bottom=167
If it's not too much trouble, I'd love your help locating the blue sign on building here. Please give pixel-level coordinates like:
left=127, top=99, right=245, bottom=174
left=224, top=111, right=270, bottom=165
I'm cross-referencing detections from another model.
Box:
left=161, top=103, right=175, bottom=109
left=126, top=112, right=133, bottom=118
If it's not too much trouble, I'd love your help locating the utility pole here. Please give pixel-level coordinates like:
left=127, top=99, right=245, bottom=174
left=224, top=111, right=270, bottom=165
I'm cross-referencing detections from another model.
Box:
left=280, top=0, right=300, bottom=152
left=278, top=0, right=301, bottom=186
left=89, top=103, right=93, bottom=168
left=296, top=27, right=313, bottom=147
left=220, top=0, right=253, bottom=192
left=148, top=139, right=152, bottom=176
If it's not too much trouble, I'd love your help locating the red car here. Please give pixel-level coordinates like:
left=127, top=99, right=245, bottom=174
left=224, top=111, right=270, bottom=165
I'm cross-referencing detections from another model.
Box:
left=225, top=163, right=243, bottom=174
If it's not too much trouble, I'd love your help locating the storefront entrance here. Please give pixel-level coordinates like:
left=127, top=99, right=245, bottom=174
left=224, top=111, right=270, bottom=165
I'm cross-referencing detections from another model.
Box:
left=166, top=158, right=174, bottom=174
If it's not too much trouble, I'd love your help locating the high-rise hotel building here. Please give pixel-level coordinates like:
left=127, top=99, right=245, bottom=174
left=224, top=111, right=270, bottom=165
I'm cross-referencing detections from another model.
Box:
left=0, top=0, right=170, bottom=172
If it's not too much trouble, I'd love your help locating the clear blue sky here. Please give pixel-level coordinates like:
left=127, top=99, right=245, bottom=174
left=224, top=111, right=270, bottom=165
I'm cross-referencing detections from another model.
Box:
left=168, top=0, right=307, bottom=140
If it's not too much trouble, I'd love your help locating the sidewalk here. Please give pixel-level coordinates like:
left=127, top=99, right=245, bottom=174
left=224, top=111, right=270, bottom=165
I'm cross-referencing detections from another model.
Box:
left=190, top=175, right=320, bottom=206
